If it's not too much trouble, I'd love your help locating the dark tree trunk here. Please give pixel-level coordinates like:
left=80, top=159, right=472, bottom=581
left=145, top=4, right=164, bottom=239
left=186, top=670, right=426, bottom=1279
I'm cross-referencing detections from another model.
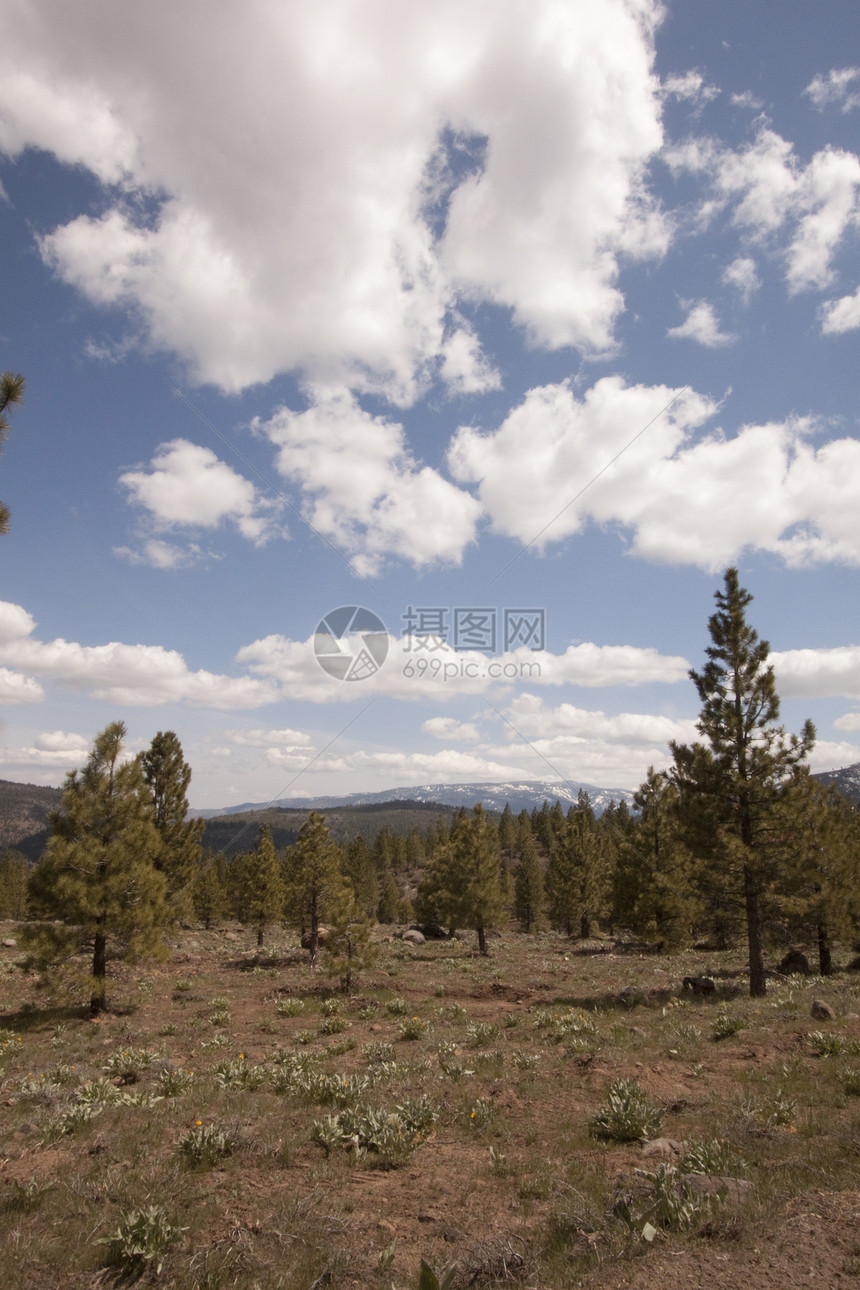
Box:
left=818, top=921, right=833, bottom=975
left=257, top=925, right=264, bottom=948
left=744, top=867, right=767, bottom=997
left=477, top=925, right=488, bottom=956
left=580, top=913, right=590, bottom=939
left=91, top=930, right=107, bottom=1015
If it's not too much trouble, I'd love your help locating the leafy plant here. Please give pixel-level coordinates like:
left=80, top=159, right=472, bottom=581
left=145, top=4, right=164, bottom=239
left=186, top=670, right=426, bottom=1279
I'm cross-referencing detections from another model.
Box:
left=103, top=1046, right=157, bottom=1084
left=466, top=1021, right=499, bottom=1046
left=399, top=1016, right=429, bottom=1041
left=319, top=1015, right=350, bottom=1035
left=214, top=1055, right=266, bottom=1090
left=156, top=1066, right=195, bottom=1097
left=588, top=1078, right=662, bottom=1143
left=711, top=1007, right=745, bottom=1042
left=683, top=1137, right=747, bottom=1176
left=418, top=1259, right=457, bottom=1290
left=276, top=997, right=305, bottom=1017
left=177, top=1122, right=234, bottom=1168
left=97, top=1204, right=186, bottom=1277
left=386, top=996, right=409, bottom=1016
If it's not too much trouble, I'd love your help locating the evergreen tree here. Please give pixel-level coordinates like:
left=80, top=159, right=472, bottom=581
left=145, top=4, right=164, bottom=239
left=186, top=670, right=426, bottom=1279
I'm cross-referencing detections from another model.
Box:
left=414, top=842, right=465, bottom=933
left=613, top=769, right=697, bottom=947
left=284, top=812, right=344, bottom=963
left=139, top=731, right=203, bottom=922
left=192, top=849, right=231, bottom=928
left=671, top=568, right=815, bottom=997
left=0, top=371, right=25, bottom=535
left=24, top=722, right=168, bottom=1014
left=343, top=836, right=379, bottom=917
left=452, top=804, right=506, bottom=955
left=324, top=884, right=377, bottom=992
left=546, top=792, right=607, bottom=937
left=498, top=803, right=517, bottom=864
left=513, top=832, right=545, bottom=932
left=0, top=850, right=29, bottom=919
left=239, top=825, right=286, bottom=947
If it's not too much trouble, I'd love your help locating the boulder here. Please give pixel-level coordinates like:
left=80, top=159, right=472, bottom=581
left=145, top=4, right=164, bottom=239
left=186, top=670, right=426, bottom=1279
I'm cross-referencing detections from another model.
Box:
left=2, top=938, right=16, bottom=948
left=779, top=948, right=811, bottom=975
left=641, top=1137, right=686, bottom=1160
left=811, top=998, right=835, bottom=1021
left=413, top=923, right=448, bottom=940
left=402, top=929, right=425, bottom=945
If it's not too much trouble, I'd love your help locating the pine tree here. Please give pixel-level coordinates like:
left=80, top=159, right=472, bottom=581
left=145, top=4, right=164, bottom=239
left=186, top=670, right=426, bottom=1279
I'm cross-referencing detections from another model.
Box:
left=239, top=825, right=286, bottom=947
left=545, top=792, right=607, bottom=938
left=498, top=803, right=517, bottom=864
left=284, top=812, right=344, bottom=963
left=192, top=850, right=231, bottom=928
left=513, top=832, right=545, bottom=932
left=24, top=722, right=168, bottom=1014
left=324, top=884, right=377, bottom=992
left=613, top=768, right=697, bottom=948
left=139, top=731, right=203, bottom=922
left=343, top=836, right=379, bottom=917
left=0, top=851, right=29, bottom=919
left=671, top=568, right=815, bottom=997
left=0, top=371, right=25, bottom=535
left=453, top=804, right=506, bottom=955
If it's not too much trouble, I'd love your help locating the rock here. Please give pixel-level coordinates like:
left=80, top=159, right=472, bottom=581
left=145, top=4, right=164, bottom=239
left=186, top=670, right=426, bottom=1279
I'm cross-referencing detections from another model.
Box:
left=779, top=948, right=811, bottom=975
left=2, top=938, right=16, bottom=948
left=641, top=1137, right=686, bottom=1159
left=811, top=998, right=835, bottom=1020
left=681, top=1173, right=752, bottom=1203
left=682, top=975, right=716, bottom=994
left=414, top=923, right=448, bottom=940
left=401, top=929, right=425, bottom=944
left=619, top=985, right=646, bottom=1005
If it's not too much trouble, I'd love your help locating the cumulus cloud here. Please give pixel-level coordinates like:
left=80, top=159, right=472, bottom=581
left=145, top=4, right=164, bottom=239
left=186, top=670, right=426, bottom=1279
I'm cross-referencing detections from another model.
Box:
left=0, top=1, right=668, bottom=400
left=447, top=378, right=860, bottom=570
left=506, top=693, right=698, bottom=747
left=661, top=71, right=719, bottom=105
left=772, top=645, right=860, bottom=699
left=421, top=717, right=480, bottom=742
left=0, top=599, right=280, bottom=708
left=820, top=285, right=860, bottom=333
left=722, top=255, right=760, bottom=303
left=118, top=440, right=282, bottom=560
left=805, top=68, right=860, bottom=114
left=0, top=666, right=44, bottom=703
left=256, top=391, right=481, bottom=574
left=666, top=299, right=736, bottom=346
left=34, top=730, right=90, bottom=752
left=237, top=626, right=690, bottom=704
left=666, top=129, right=860, bottom=295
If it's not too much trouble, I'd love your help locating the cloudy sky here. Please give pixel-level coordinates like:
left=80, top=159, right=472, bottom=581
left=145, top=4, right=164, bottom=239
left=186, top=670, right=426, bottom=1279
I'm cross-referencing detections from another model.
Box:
left=2, top=0, right=860, bottom=807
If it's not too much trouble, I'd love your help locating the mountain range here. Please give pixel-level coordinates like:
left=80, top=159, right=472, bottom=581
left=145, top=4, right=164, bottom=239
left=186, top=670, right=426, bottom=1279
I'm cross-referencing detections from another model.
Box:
left=189, top=779, right=636, bottom=820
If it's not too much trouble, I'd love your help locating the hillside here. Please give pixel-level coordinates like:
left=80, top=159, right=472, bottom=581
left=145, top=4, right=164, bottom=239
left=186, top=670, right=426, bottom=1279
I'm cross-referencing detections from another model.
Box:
left=200, top=800, right=461, bottom=856
left=0, top=779, right=62, bottom=856
left=814, top=761, right=860, bottom=804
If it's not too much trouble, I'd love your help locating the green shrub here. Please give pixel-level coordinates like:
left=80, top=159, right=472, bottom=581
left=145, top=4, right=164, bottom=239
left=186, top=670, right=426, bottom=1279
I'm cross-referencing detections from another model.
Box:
left=98, top=1204, right=186, bottom=1276
left=588, top=1078, right=662, bottom=1143
left=177, top=1122, right=234, bottom=1168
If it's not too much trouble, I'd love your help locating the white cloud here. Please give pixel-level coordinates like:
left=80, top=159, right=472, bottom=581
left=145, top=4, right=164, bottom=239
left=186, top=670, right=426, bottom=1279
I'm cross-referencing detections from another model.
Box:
left=805, top=68, right=860, bottom=114
left=439, top=325, right=501, bottom=396
left=447, top=378, right=860, bottom=570
left=808, top=739, right=860, bottom=772
left=2, top=1, right=667, bottom=398
left=721, top=255, right=760, bottom=303
left=230, top=728, right=313, bottom=749
left=506, top=693, right=698, bottom=747
left=421, top=717, right=480, bottom=742
left=821, top=284, right=860, bottom=333
left=34, top=730, right=90, bottom=752
left=237, top=627, right=690, bottom=704
left=0, top=599, right=281, bottom=708
left=257, top=391, right=481, bottom=574
left=119, top=439, right=281, bottom=551
left=661, top=71, right=719, bottom=105
left=772, top=645, right=860, bottom=699
left=666, top=299, right=736, bottom=346
left=834, top=712, right=860, bottom=732
left=666, top=129, right=860, bottom=294
left=0, top=666, right=44, bottom=704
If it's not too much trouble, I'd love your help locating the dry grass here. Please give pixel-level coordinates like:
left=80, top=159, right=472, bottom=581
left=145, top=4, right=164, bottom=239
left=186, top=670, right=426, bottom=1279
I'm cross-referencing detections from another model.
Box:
left=1, top=924, right=859, bottom=1289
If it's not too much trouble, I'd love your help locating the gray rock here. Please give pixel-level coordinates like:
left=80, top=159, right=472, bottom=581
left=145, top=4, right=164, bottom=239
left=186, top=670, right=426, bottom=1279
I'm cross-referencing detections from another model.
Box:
left=2, top=938, right=16, bottom=948
left=402, top=929, right=425, bottom=945
left=641, top=1137, right=686, bottom=1159
left=811, top=998, right=835, bottom=1020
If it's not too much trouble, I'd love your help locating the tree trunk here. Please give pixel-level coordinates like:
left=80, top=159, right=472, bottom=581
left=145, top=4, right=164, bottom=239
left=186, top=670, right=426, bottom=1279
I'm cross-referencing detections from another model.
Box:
left=580, top=912, right=590, bottom=939
left=257, top=924, right=264, bottom=948
left=744, top=867, right=767, bottom=997
left=818, top=921, right=833, bottom=975
left=477, top=925, right=488, bottom=956
left=91, top=930, right=107, bottom=1015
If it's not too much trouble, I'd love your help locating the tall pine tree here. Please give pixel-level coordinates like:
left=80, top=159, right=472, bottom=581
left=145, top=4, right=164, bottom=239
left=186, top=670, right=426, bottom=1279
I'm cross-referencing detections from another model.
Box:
left=671, top=568, right=814, bottom=996
left=139, top=731, right=203, bottom=923
left=24, top=722, right=168, bottom=1014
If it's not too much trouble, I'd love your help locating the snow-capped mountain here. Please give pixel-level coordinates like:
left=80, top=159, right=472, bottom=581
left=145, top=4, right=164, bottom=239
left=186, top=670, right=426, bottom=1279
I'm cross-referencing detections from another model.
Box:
left=193, top=779, right=635, bottom=819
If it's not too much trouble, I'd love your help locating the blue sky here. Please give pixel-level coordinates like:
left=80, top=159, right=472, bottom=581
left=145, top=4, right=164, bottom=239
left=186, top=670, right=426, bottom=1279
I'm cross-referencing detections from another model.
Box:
left=2, top=0, right=860, bottom=808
